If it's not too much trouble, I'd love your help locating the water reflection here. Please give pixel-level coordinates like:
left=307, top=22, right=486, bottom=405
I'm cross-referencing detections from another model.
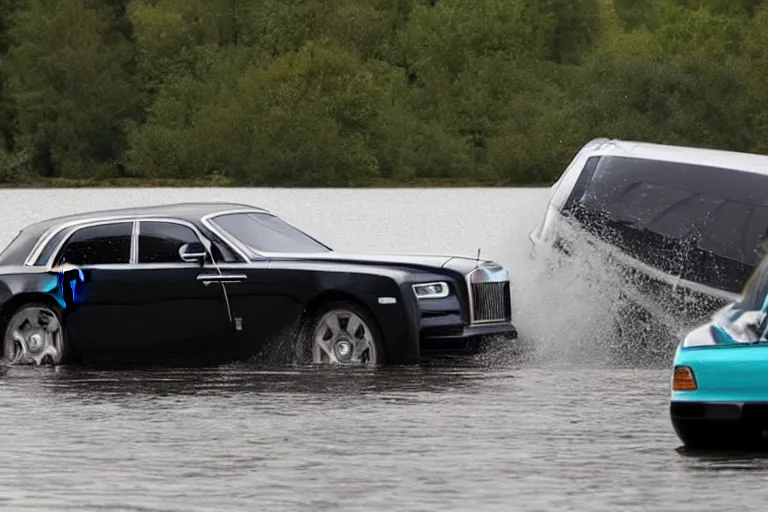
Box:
left=0, top=362, right=510, bottom=400
left=676, top=446, right=768, bottom=471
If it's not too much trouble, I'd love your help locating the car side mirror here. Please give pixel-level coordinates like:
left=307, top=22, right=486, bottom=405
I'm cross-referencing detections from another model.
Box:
left=179, top=242, right=207, bottom=265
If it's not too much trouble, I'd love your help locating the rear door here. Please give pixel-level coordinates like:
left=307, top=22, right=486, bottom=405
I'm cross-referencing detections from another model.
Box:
left=54, top=221, right=137, bottom=355
left=54, top=220, right=234, bottom=362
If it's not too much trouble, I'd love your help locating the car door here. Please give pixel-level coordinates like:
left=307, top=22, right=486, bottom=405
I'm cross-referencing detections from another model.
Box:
left=202, top=210, right=328, bottom=358
left=54, top=220, right=138, bottom=356
left=130, top=219, right=236, bottom=359
left=54, top=219, right=234, bottom=362
left=216, top=261, right=308, bottom=360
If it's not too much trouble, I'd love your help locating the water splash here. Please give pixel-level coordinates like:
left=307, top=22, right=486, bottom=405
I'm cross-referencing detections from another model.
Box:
left=508, top=218, right=709, bottom=368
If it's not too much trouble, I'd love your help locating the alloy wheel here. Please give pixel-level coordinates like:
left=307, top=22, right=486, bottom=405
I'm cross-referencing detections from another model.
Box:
left=311, top=308, right=377, bottom=365
left=3, top=305, right=64, bottom=365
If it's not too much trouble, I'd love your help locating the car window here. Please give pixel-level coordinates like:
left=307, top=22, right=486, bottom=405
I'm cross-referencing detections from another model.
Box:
left=55, top=222, right=133, bottom=266
left=211, top=212, right=330, bottom=255
left=604, top=181, right=693, bottom=227
left=737, top=254, right=768, bottom=311
left=36, top=229, right=76, bottom=266
left=697, top=201, right=753, bottom=263
left=138, top=221, right=203, bottom=263
left=578, top=155, right=768, bottom=263
left=644, top=194, right=724, bottom=240
left=742, top=207, right=768, bottom=264
left=565, top=155, right=768, bottom=292
left=578, top=155, right=768, bottom=207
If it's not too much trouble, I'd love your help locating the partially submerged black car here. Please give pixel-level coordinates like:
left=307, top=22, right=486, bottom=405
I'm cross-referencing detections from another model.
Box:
left=530, top=138, right=768, bottom=341
left=0, top=202, right=517, bottom=366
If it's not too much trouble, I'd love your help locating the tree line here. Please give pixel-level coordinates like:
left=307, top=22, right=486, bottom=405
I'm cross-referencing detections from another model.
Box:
left=0, top=0, right=765, bottom=187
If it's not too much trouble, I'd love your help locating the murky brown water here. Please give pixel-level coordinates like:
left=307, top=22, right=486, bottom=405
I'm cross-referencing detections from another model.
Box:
left=0, top=188, right=765, bottom=511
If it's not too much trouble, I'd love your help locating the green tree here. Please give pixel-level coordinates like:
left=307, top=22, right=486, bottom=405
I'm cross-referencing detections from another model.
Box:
left=0, top=0, right=764, bottom=186
left=0, top=0, right=23, bottom=151
left=571, top=51, right=755, bottom=155
left=746, top=3, right=768, bottom=153
left=7, top=0, right=139, bottom=178
left=128, top=40, right=410, bottom=186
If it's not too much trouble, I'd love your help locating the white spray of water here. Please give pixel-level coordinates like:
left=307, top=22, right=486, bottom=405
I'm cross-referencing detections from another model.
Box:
left=506, top=218, right=707, bottom=368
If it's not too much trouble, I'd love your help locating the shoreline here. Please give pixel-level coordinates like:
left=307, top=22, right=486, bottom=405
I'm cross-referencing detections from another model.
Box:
left=0, top=177, right=552, bottom=189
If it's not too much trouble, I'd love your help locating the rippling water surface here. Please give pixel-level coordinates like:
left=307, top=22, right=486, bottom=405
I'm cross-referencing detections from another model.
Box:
left=0, top=188, right=766, bottom=511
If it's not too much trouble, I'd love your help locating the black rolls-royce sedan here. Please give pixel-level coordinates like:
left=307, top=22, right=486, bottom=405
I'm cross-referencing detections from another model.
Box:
left=0, top=202, right=517, bottom=366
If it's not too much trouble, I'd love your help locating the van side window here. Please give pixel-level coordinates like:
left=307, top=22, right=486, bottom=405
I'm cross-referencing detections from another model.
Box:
left=697, top=201, right=752, bottom=263
left=645, top=194, right=723, bottom=240
left=569, top=155, right=768, bottom=292
left=603, top=181, right=691, bottom=226
left=577, top=156, right=768, bottom=258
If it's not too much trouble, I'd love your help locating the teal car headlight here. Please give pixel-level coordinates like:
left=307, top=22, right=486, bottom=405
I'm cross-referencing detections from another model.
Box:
left=412, top=282, right=450, bottom=300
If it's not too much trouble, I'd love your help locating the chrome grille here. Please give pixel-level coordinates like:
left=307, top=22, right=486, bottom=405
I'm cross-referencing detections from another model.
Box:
left=471, top=282, right=509, bottom=323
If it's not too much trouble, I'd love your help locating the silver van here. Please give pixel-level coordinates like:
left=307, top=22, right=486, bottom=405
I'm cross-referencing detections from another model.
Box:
left=530, top=138, right=768, bottom=345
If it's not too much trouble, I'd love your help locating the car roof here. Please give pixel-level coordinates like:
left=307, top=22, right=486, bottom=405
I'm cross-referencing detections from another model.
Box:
left=579, top=138, right=768, bottom=176
left=20, top=202, right=271, bottom=233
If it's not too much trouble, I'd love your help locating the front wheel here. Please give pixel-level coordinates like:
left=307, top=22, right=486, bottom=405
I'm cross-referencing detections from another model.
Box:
left=305, top=301, right=386, bottom=366
left=2, top=302, right=67, bottom=366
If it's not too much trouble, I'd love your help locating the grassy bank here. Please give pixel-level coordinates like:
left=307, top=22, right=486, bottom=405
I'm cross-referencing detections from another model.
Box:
left=0, top=176, right=552, bottom=189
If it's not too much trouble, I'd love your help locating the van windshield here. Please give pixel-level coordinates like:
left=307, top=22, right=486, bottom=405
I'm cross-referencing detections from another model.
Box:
left=567, top=155, right=768, bottom=293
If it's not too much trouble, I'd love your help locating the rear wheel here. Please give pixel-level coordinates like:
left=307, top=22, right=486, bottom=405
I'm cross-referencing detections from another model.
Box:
left=2, top=302, right=67, bottom=366
left=305, top=301, right=386, bottom=366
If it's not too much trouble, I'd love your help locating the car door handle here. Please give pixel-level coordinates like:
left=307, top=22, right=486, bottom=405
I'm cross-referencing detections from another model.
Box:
left=197, top=273, right=247, bottom=284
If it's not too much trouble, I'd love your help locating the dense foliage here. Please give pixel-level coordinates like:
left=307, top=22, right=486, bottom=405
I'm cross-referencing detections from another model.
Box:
left=0, top=0, right=766, bottom=186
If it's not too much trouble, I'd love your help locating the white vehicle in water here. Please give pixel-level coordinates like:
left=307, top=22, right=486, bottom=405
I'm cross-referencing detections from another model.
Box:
left=529, top=138, right=768, bottom=353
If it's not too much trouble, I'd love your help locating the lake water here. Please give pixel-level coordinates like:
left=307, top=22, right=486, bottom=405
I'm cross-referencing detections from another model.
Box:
left=0, top=187, right=766, bottom=511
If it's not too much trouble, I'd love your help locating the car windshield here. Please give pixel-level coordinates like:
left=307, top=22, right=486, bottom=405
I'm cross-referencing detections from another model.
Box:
left=714, top=254, right=768, bottom=343
left=733, top=254, right=768, bottom=309
left=211, top=212, right=330, bottom=255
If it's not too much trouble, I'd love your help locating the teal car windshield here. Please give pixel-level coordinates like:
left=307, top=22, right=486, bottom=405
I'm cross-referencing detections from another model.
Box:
left=707, top=255, right=768, bottom=345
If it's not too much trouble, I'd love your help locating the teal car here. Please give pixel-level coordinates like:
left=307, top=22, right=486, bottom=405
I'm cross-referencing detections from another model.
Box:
left=670, top=256, right=768, bottom=450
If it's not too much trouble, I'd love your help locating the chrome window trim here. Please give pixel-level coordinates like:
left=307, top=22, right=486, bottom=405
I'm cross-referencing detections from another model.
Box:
left=37, top=217, right=221, bottom=270
left=26, top=214, right=141, bottom=266
left=55, top=262, right=221, bottom=271
left=130, top=221, right=139, bottom=264
left=25, top=212, right=250, bottom=268
left=43, top=219, right=137, bottom=270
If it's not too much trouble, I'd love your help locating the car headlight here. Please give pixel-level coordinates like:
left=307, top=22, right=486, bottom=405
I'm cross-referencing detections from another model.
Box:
left=412, top=282, right=450, bottom=299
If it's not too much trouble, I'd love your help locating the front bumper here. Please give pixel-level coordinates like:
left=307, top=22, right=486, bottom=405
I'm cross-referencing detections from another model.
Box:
left=420, top=321, right=518, bottom=355
left=671, top=401, right=768, bottom=450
